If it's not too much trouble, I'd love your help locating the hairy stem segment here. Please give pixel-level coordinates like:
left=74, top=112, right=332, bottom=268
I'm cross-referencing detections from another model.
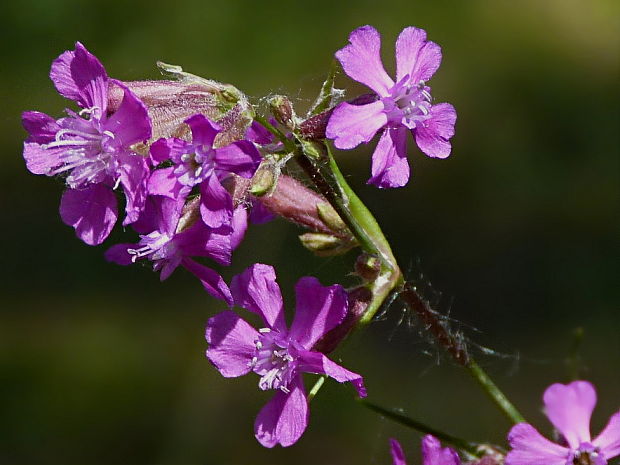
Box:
left=359, top=399, right=483, bottom=459
left=400, top=282, right=525, bottom=424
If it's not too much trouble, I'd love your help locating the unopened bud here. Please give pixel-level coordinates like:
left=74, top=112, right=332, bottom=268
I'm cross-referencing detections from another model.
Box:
left=316, top=202, right=347, bottom=232
left=298, top=232, right=350, bottom=256
left=250, top=160, right=280, bottom=197
left=268, top=95, right=295, bottom=131
left=354, top=253, right=382, bottom=282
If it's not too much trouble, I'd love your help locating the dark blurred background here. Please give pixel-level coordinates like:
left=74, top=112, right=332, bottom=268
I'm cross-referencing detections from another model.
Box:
left=1, top=0, right=618, bottom=464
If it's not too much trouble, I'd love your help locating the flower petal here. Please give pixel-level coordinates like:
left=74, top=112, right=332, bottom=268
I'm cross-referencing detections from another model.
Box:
left=50, top=42, right=108, bottom=111
left=421, top=435, right=460, bottom=465
left=288, top=277, right=347, bottom=349
left=150, top=137, right=191, bottom=164
left=390, top=438, right=408, bottom=465
left=544, top=380, right=596, bottom=448
left=593, top=411, right=620, bottom=460
left=22, top=142, right=65, bottom=176
left=297, top=350, right=366, bottom=397
left=254, top=376, right=308, bottom=448
left=395, top=27, right=442, bottom=84
left=505, top=423, right=569, bottom=465
left=176, top=221, right=232, bottom=266
left=182, top=258, right=233, bottom=306
left=131, top=195, right=181, bottom=236
left=335, top=25, right=394, bottom=96
left=103, top=80, right=151, bottom=148
left=230, top=206, right=248, bottom=251
left=414, top=103, right=456, bottom=159
left=117, top=151, right=149, bottom=226
left=205, top=310, right=258, bottom=377
left=214, top=140, right=261, bottom=178
left=104, top=243, right=135, bottom=266
left=199, top=175, right=233, bottom=228
left=59, top=185, right=118, bottom=245
left=22, top=111, right=60, bottom=143
left=185, top=113, right=220, bottom=147
left=230, top=264, right=286, bottom=332
left=147, top=167, right=188, bottom=200
left=368, top=126, right=410, bottom=188
left=326, top=100, right=387, bottom=150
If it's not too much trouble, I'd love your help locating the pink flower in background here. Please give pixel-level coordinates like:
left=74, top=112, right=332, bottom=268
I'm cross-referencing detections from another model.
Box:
left=506, top=380, right=620, bottom=465
left=327, top=25, right=456, bottom=188
left=390, top=436, right=460, bottom=465
left=205, top=264, right=366, bottom=447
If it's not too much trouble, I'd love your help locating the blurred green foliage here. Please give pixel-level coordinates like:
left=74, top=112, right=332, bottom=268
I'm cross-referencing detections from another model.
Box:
left=1, top=0, right=618, bottom=464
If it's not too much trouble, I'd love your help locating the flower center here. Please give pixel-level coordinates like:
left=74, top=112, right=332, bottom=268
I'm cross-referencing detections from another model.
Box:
left=386, top=77, right=432, bottom=130
left=127, top=231, right=175, bottom=263
left=572, top=443, right=605, bottom=465
left=44, top=106, right=117, bottom=188
left=251, top=328, right=297, bottom=393
left=175, top=145, right=216, bottom=187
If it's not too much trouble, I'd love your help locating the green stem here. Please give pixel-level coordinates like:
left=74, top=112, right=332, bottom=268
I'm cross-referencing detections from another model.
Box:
left=359, top=399, right=482, bottom=458
left=466, top=360, right=525, bottom=424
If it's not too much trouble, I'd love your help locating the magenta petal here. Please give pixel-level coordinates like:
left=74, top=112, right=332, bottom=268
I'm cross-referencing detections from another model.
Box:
left=297, top=350, right=366, bottom=397
left=326, top=100, right=387, bottom=149
left=249, top=201, right=274, bottom=225
left=414, top=103, right=456, bottom=159
left=214, top=141, right=261, bottom=178
left=200, top=175, right=233, bottom=228
left=230, top=264, right=286, bottom=332
left=22, top=111, right=60, bottom=143
left=185, top=114, right=220, bottom=147
left=395, top=27, right=442, bottom=84
left=230, top=206, right=248, bottom=251
left=150, top=137, right=190, bottom=164
left=147, top=167, right=188, bottom=200
left=593, top=412, right=620, bottom=459
left=288, top=277, right=347, bottom=349
left=205, top=311, right=258, bottom=378
left=132, top=195, right=181, bottom=236
left=544, top=380, right=597, bottom=447
left=182, top=258, right=233, bottom=306
left=104, top=243, right=134, bottom=265
left=421, top=435, right=460, bottom=465
left=335, top=25, right=394, bottom=96
left=59, top=185, right=118, bottom=245
left=505, top=423, right=569, bottom=465
left=117, top=151, right=149, bottom=226
left=390, top=439, right=408, bottom=465
left=104, top=80, right=151, bottom=147
left=368, top=127, right=409, bottom=188
left=254, top=376, right=308, bottom=448
left=177, top=221, right=232, bottom=266
left=50, top=42, right=108, bottom=111
left=23, top=142, right=65, bottom=176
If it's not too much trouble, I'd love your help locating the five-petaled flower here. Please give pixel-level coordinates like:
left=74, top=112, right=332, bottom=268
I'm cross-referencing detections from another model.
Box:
left=22, top=42, right=152, bottom=245
left=506, top=380, right=620, bottom=465
left=205, top=263, right=367, bottom=447
left=327, top=25, right=456, bottom=188
left=390, top=435, right=461, bottom=465
left=148, top=114, right=261, bottom=230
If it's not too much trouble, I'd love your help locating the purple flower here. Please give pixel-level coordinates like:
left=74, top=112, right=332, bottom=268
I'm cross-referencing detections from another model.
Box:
left=506, top=380, right=620, bottom=465
left=390, top=436, right=461, bottom=465
left=326, top=26, right=456, bottom=188
left=22, top=42, right=152, bottom=245
left=105, top=196, right=248, bottom=305
left=205, top=264, right=366, bottom=447
left=148, top=114, right=261, bottom=229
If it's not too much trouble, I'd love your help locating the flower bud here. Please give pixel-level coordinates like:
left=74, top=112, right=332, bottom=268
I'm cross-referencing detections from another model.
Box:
left=249, top=160, right=280, bottom=197
left=354, top=253, right=382, bottom=282
left=268, top=95, right=296, bottom=131
left=298, top=232, right=354, bottom=257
